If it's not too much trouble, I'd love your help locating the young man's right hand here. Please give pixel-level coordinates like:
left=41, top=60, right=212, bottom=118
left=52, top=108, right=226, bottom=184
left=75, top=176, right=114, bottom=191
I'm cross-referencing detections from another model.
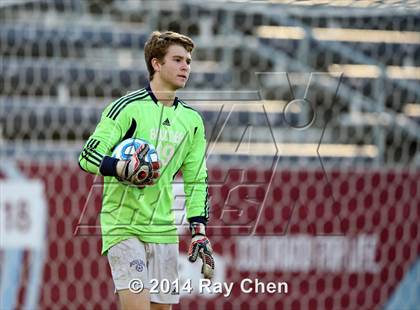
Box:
left=115, top=144, right=160, bottom=186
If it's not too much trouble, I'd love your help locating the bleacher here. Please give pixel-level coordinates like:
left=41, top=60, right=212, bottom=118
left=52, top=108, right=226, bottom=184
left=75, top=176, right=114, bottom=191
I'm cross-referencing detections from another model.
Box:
left=1, top=0, right=419, bottom=166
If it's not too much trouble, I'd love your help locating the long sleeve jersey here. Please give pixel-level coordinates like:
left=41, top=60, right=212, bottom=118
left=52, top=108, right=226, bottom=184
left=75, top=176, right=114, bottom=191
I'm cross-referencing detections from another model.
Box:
left=79, top=85, right=209, bottom=254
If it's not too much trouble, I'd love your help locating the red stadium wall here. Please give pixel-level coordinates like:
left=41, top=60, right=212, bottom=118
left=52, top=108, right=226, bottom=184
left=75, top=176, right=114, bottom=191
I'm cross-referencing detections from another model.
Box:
left=17, top=163, right=419, bottom=310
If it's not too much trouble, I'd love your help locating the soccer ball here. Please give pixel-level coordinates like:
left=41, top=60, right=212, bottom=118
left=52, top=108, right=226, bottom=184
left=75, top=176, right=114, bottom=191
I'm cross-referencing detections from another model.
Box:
left=111, top=138, right=158, bottom=163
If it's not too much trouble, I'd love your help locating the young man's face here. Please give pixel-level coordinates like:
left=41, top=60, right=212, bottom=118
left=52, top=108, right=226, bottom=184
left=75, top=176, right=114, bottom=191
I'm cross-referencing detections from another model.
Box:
left=154, top=44, right=191, bottom=90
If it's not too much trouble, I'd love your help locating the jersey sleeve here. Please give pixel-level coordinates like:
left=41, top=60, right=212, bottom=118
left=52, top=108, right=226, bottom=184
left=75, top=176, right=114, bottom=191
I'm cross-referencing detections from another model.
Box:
left=181, top=116, right=210, bottom=223
left=78, top=103, right=129, bottom=175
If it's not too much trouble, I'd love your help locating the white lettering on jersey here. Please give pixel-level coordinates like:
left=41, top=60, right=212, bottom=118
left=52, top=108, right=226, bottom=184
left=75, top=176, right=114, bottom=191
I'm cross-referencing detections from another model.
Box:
left=150, top=128, right=185, bottom=144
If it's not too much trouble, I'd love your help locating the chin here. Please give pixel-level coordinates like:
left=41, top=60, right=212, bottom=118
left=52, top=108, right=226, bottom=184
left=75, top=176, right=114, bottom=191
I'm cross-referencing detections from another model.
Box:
left=174, top=81, right=186, bottom=89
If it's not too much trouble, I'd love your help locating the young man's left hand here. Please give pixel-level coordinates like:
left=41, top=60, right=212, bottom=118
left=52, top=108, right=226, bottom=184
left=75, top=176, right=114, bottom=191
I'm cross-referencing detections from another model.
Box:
left=188, top=222, right=215, bottom=279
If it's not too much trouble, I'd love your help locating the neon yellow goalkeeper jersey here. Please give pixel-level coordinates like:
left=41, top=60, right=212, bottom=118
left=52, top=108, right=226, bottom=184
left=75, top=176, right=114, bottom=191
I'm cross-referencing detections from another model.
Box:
left=78, top=85, right=209, bottom=254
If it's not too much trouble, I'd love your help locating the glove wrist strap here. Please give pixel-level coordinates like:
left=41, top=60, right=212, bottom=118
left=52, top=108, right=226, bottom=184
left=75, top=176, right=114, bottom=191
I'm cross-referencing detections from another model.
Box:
left=190, top=222, right=206, bottom=237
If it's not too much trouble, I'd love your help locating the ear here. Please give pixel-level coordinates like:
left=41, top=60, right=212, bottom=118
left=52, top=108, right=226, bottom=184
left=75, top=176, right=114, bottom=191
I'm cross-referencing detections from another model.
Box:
left=151, top=58, right=161, bottom=72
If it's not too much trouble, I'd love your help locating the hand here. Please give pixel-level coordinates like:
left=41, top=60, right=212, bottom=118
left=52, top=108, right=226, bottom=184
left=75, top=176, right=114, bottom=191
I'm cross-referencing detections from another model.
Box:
left=116, top=144, right=160, bottom=186
left=188, top=222, right=214, bottom=279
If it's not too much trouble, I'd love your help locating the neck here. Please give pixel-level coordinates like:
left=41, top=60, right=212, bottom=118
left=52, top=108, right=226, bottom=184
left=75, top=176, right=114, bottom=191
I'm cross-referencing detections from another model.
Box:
left=149, top=79, right=176, bottom=106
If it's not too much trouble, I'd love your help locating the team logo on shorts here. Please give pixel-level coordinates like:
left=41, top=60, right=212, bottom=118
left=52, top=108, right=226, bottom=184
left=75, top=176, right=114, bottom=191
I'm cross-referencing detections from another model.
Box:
left=129, top=259, right=145, bottom=272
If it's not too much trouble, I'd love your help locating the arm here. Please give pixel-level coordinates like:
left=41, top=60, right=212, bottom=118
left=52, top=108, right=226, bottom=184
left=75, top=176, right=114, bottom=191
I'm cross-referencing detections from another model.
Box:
left=182, top=116, right=214, bottom=279
left=78, top=110, right=124, bottom=177
left=181, top=117, right=209, bottom=222
left=78, top=104, right=159, bottom=184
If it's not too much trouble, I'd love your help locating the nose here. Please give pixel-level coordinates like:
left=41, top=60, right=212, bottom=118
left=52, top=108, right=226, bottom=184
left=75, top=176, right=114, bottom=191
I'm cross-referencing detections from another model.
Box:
left=181, top=61, right=190, bottom=71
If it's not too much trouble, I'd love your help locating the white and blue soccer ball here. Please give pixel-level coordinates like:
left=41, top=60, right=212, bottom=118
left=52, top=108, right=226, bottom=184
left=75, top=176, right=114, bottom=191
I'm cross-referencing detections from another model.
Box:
left=111, top=138, right=158, bottom=162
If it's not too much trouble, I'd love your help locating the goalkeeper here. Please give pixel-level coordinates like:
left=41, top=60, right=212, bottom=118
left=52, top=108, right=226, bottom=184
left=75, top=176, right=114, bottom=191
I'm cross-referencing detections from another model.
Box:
left=78, top=31, right=213, bottom=310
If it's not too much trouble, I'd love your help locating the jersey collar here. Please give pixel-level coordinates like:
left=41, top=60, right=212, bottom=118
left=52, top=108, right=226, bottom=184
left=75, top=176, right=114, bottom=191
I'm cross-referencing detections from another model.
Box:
left=146, top=83, right=179, bottom=109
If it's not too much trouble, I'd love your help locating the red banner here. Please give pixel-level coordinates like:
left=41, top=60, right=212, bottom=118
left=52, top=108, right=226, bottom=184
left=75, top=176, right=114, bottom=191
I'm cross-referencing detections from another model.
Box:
left=17, top=164, right=419, bottom=309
